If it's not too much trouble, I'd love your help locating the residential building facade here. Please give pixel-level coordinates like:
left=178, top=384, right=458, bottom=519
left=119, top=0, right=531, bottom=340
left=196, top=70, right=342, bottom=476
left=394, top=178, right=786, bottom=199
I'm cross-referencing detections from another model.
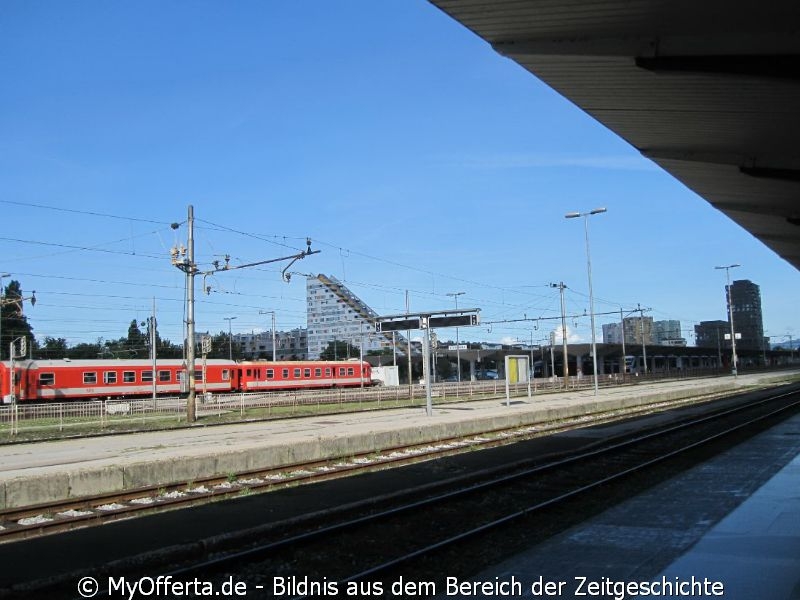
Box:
left=236, top=329, right=309, bottom=360
left=623, top=316, right=654, bottom=345
left=306, top=274, right=409, bottom=360
left=653, top=319, right=685, bottom=345
left=602, top=322, right=623, bottom=344
left=694, top=320, right=729, bottom=349
left=727, top=279, right=765, bottom=351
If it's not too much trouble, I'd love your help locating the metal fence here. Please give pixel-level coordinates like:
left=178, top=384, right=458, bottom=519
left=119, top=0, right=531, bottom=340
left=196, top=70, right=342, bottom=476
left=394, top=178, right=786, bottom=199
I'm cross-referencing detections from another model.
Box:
left=0, top=366, right=734, bottom=439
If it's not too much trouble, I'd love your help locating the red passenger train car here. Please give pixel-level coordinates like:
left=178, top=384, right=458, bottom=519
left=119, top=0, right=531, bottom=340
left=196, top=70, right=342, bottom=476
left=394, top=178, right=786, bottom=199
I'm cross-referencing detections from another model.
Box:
left=0, top=358, right=373, bottom=403
left=237, top=359, right=371, bottom=392
left=0, top=359, right=237, bottom=403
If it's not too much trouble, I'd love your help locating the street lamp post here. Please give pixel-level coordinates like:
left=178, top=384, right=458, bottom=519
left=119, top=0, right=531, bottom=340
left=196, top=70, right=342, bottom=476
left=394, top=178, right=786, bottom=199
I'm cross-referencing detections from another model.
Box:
left=566, top=207, right=607, bottom=396
left=715, top=264, right=740, bottom=376
left=224, top=316, right=237, bottom=361
left=259, top=310, right=277, bottom=361
left=446, top=291, right=465, bottom=382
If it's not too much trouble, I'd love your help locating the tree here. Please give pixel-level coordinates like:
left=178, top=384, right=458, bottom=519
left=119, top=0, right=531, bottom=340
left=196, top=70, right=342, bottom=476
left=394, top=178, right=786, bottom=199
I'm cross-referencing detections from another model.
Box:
left=67, top=342, right=103, bottom=359
left=39, top=337, right=69, bottom=359
left=123, top=319, right=147, bottom=358
left=366, top=347, right=393, bottom=357
left=319, top=340, right=359, bottom=361
left=154, top=338, right=182, bottom=359
left=1, top=280, right=35, bottom=360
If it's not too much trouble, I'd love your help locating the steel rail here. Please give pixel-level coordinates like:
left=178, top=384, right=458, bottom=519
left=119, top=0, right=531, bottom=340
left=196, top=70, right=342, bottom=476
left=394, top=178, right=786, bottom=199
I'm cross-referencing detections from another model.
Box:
left=155, top=387, right=800, bottom=592
left=0, top=387, right=737, bottom=542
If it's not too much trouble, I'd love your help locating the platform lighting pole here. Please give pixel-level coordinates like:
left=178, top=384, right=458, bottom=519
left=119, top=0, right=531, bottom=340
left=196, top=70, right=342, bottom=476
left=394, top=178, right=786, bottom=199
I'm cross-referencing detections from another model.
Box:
left=715, top=264, right=740, bottom=376
left=406, top=290, right=412, bottom=391
left=361, top=323, right=365, bottom=388
left=637, top=303, right=648, bottom=375
left=566, top=208, right=606, bottom=396
left=550, top=282, right=569, bottom=386
left=421, top=320, right=433, bottom=416
left=259, top=310, right=277, bottom=361
left=150, top=298, right=157, bottom=401
left=619, top=307, right=627, bottom=380
left=224, top=316, right=237, bottom=361
left=0, top=273, right=9, bottom=362
left=446, top=292, right=465, bottom=382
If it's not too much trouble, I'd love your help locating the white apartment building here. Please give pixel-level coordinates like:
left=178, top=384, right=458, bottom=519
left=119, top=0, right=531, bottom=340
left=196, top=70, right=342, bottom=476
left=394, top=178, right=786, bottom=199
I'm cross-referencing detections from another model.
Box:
left=306, top=274, right=408, bottom=360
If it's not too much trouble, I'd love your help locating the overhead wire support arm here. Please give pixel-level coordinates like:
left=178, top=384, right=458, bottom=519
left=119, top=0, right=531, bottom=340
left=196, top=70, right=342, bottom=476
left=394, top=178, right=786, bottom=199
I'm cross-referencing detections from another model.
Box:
left=170, top=205, right=320, bottom=424
left=483, top=307, right=640, bottom=326
left=201, top=238, right=321, bottom=292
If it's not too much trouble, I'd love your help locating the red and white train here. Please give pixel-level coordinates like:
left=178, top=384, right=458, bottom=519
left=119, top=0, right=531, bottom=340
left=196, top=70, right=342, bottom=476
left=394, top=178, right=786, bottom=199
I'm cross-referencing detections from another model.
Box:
left=0, top=358, right=373, bottom=403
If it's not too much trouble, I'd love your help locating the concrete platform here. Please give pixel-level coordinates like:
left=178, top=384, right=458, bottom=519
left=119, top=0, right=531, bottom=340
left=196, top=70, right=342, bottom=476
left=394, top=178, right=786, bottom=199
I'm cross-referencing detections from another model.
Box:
left=657, top=446, right=800, bottom=599
left=1, top=371, right=796, bottom=509
left=437, top=400, right=800, bottom=600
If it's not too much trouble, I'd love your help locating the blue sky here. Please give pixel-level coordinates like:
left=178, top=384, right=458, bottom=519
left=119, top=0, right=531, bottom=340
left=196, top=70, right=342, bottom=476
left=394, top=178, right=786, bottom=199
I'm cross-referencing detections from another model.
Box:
left=2, top=1, right=798, bottom=350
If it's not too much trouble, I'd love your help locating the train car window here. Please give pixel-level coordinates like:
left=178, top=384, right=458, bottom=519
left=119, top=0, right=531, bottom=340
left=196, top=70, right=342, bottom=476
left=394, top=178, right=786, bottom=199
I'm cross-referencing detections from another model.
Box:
left=347, top=367, right=354, bottom=376
left=282, top=368, right=289, bottom=378
left=84, top=372, right=97, bottom=384
left=246, top=369, right=252, bottom=377
left=256, top=369, right=261, bottom=379
left=38, top=372, right=55, bottom=386
left=222, top=369, right=230, bottom=381
left=325, top=368, right=332, bottom=377
left=142, top=371, right=153, bottom=382
left=339, top=367, right=346, bottom=376
left=314, top=368, right=322, bottom=377
left=158, top=370, right=171, bottom=382
left=123, top=371, right=136, bottom=383
left=266, top=369, right=274, bottom=379
left=194, top=369, right=203, bottom=382
left=103, top=372, right=117, bottom=384
left=294, top=368, right=301, bottom=378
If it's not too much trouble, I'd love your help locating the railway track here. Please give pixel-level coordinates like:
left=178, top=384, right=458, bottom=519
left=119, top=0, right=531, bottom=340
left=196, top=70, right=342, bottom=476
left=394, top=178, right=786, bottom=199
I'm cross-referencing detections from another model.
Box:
left=0, top=386, right=748, bottom=543
left=149, top=386, right=800, bottom=599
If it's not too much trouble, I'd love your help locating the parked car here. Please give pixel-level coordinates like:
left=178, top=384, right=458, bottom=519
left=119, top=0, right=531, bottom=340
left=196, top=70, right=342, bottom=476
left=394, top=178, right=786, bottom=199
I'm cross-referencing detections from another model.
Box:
left=476, top=369, right=499, bottom=380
